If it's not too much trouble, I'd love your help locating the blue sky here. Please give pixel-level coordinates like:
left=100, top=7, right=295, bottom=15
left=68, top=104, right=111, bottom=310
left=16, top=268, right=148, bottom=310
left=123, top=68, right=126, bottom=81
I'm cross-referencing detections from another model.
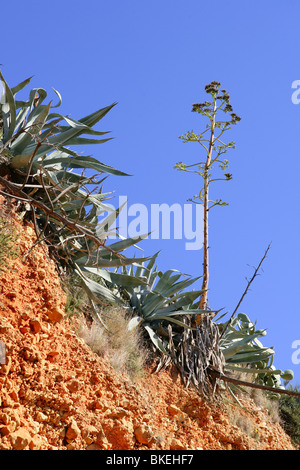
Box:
left=2, top=0, right=300, bottom=384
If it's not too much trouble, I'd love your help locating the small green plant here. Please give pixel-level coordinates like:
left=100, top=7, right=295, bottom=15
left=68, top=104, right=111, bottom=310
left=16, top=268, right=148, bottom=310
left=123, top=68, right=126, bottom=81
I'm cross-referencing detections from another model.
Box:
left=62, top=272, right=90, bottom=318
left=279, top=383, right=300, bottom=447
left=0, top=217, right=19, bottom=270
left=175, top=81, right=241, bottom=312
left=226, top=405, right=259, bottom=441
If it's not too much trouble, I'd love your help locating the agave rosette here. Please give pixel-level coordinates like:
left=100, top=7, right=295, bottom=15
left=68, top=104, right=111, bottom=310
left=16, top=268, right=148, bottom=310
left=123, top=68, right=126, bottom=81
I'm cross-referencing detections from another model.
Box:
left=97, top=253, right=209, bottom=353
left=0, top=71, right=148, bottom=271
left=218, top=312, right=294, bottom=390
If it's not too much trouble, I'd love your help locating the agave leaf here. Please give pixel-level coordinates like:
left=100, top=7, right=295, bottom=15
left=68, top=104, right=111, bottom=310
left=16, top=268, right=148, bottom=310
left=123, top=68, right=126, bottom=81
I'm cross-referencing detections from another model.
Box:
left=65, top=136, right=113, bottom=146
left=148, top=315, right=195, bottom=330
left=50, top=88, right=62, bottom=108
left=52, top=125, right=110, bottom=137
left=40, top=152, right=130, bottom=177
left=147, top=308, right=206, bottom=320
left=162, top=275, right=201, bottom=298
left=144, top=324, right=168, bottom=354
left=127, top=316, right=143, bottom=331
left=11, top=101, right=52, bottom=158
left=222, top=331, right=268, bottom=359
left=225, top=364, right=283, bottom=375
left=15, top=105, right=30, bottom=131
left=154, top=269, right=180, bottom=294
left=143, top=252, right=160, bottom=281
left=236, top=313, right=251, bottom=323
left=153, top=290, right=203, bottom=315
left=46, top=113, right=88, bottom=130
left=20, top=110, right=101, bottom=160
left=133, top=260, right=146, bottom=280
left=128, top=292, right=141, bottom=312
left=11, top=76, right=33, bottom=96
left=147, top=267, right=160, bottom=291
left=142, top=293, right=167, bottom=318
left=24, top=126, right=88, bottom=158
left=31, top=105, right=113, bottom=154
left=142, top=288, right=203, bottom=319
left=100, top=233, right=150, bottom=253
left=28, top=88, right=48, bottom=107
left=67, top=155, right=130, bottom=176
left=74, top=254, right=149, bottom=268
left=81, top=266, right=148, bottom=288
left=79, top=103, right=116, bottom=127
left=75, top=266, right=124, bottom=305
left=226, top=347, right=275, bottom=364
left=214, top=311, right=228, bottom=322
left=0, top=70, right=17, bottom=142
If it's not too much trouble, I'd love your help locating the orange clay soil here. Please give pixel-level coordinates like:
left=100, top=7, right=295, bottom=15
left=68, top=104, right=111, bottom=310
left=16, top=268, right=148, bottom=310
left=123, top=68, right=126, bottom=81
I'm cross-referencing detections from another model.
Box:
left=0, top=199, right=296, bottom=450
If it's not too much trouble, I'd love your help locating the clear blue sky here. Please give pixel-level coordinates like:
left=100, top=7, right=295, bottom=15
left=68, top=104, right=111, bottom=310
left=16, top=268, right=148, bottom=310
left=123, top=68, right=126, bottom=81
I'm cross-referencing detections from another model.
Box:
left=2, top=0, right=300, bottom=384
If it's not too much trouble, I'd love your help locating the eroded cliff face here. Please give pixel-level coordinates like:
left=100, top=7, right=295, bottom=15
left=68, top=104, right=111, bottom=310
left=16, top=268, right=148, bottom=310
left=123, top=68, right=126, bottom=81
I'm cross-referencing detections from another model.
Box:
left=0, top=202, right=296, bottom=450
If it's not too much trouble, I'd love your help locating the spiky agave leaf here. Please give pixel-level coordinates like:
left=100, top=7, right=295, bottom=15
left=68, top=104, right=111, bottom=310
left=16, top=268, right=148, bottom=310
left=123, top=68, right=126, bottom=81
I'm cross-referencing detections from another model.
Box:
left=0, top=75, right=128, bottom=176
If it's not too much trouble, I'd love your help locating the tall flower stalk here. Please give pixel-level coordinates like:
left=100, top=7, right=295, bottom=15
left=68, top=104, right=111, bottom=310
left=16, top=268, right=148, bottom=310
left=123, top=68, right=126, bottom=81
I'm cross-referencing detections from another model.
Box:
left=175, top=81, right=241, bottom=315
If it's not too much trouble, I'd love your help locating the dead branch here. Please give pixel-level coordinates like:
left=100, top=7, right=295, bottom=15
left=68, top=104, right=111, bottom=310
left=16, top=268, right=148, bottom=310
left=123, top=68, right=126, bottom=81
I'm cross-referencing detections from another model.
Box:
left=0, top=174, right=123, bottom=263
left=209, top=368, right=300, bottom=397
left=219, top=243, right=271, bottom=340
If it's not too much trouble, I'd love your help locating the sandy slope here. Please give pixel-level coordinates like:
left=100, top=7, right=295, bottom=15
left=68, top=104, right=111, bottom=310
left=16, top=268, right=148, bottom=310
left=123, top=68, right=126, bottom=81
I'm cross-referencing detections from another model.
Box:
left=0, top=202, right=295, bottom=450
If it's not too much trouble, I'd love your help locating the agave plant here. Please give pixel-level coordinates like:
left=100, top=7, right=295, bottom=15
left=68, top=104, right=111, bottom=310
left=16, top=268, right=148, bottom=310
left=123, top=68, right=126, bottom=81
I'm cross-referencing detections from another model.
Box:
left=78, top=252, right=208, bottom=353
left=0, top=71, right=147, bottom=273
left=217, top=312, right=294, bottom=395
left=125, top=255, right=210, bottom=353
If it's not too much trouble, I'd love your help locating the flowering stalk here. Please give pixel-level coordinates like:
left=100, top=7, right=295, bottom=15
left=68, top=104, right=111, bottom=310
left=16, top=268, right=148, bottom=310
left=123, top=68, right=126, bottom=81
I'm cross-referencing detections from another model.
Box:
left=175, top=81, right=241, bottom=316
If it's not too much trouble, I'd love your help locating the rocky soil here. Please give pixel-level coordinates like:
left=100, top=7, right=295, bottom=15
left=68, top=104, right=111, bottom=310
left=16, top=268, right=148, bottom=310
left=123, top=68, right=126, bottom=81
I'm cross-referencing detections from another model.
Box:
left=0, top=201, right=296, bottom=450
